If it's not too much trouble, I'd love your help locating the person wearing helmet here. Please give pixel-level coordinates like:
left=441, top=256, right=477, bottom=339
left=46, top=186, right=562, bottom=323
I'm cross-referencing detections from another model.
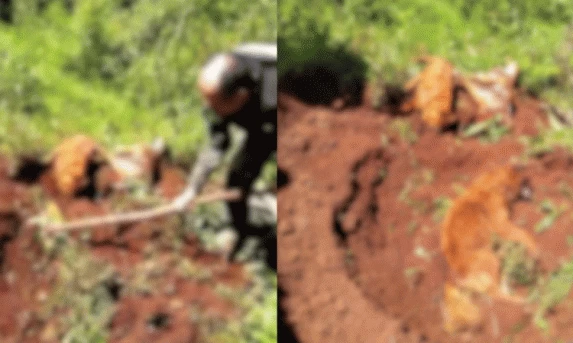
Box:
left=173, top=42, right=277, bottom=271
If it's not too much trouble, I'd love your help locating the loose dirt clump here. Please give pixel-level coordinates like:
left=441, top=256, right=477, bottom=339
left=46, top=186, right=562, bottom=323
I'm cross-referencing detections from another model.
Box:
left=278, top=84, right=573, bottom=343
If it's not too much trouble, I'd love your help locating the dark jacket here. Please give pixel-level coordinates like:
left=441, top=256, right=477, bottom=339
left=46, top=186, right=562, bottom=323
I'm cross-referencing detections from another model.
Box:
left=183, top=44, right=277, bottom=197
left=203, top=43, right=277, bottom=156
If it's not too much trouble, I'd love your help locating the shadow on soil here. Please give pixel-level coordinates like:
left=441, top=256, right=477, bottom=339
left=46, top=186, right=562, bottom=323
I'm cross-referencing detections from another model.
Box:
left=278, top=21, right=368, bottom=108
left=278, top=286, right=301, bottom=343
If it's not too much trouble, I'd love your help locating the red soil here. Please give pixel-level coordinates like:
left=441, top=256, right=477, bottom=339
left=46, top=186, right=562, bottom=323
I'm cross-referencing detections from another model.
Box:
left=0, top=157, right=250, bottom=343
left=278, top=90, right=573, bottom=343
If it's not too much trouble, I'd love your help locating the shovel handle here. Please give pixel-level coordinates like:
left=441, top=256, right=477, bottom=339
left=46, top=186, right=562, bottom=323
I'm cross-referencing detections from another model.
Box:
left=38, top=189, right=242, bottom=234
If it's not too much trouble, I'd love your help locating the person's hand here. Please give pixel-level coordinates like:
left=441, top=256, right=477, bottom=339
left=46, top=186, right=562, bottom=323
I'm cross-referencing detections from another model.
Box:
left=172, top=188, right=196, bottom=212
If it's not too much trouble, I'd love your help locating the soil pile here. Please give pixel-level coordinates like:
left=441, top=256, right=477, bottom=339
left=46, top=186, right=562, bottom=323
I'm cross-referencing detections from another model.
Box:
left=278, top=87, right=573, bottom=342
left=0, top=153, right=252, bottom=343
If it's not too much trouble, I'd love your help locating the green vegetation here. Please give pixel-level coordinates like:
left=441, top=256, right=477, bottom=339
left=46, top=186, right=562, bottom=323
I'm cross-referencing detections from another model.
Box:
left=530, top=259, right=573, bottom=332
left=389, top=118, right=418, bottom=145
left=463, top=113, right=510, bottom=143
left=41, top=242, right=116, bottom=343
left=34, top=207, right=277, bottom=342
left=534, top=199, right=567, bottom=234
left=432, top=196, right=452, bottom=222
left=0, top=0, right=277, bottom=162
left=279, top=0, right=573, bottom=110
left=496, top=240, right=538, bottom=287
left=1, top=1, right=277, bottom=341
left=206, top=272, right=277, bottom=343
left=526, top=128, right=573, bottom=156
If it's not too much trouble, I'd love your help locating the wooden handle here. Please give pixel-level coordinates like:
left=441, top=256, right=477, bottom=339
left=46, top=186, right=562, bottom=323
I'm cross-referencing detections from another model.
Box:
left=40, top=189, right=242, bottom=234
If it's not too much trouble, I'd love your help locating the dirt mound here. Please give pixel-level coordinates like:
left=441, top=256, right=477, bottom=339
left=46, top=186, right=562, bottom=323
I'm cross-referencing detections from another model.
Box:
left=0, top=153, right=255, bottom=342
left=0, top=168, right=50, bottom=342
left=278, top=89, right=573, bottom=342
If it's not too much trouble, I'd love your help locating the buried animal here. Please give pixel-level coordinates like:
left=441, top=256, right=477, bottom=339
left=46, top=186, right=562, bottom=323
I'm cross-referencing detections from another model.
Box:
left=440, top=164, right=539, bottom=333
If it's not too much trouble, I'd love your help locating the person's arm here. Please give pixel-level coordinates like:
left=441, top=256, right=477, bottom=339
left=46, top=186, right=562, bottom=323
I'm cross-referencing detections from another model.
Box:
left=172, top=108, right=229, bottom=209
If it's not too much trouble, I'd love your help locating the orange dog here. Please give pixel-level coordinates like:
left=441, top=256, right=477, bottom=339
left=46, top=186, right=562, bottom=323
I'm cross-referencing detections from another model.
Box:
left=441, top=164, right=538, bottom=298
left=402, top=56, right=456, bottom=129
left=440, top=165, right=538, bottom=332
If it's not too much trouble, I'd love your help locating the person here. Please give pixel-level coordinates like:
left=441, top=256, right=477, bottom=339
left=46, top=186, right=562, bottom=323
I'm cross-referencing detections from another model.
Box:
left=173, top=42, right=277, bottom=271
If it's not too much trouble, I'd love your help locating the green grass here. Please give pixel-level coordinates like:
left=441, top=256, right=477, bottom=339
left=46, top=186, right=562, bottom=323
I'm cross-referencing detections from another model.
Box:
left=530, top=259, right=573, bottom=332
left=1, top=1, right=278, bottom=341
left=0, top=0, right=277, bottom=163
left=534, top=199, right=567, bottom=234
left=462, top=113, right=510, bottom=143
left=390, top=118, right=418, bottom=145
left=279, top=0, right=573, bottom=111
left=495, top=240, right=538, bottom=287
left=525, top=127, right=573, bottom=156
left=42, top=242, right=116, bottom=343
left=201, top=269, right=277, bottom=343
left=432, top=196, right=452, bottom=222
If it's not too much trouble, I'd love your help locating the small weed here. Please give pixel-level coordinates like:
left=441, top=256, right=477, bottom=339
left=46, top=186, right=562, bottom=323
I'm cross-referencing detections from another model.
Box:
left=214, top=284, right=245, bottom=305
left=432, top=196, right=452, bottom=222
left=203, top=271, right=277, bottom=343
left=398, top=180, right=415, bottom=204
left=378, top=168, right=388, bottom=182
left=399, top=171, right=434, bottom=214
left=535, top=199, right=567, bottom=234
left=421, top=168, right=435, bottom=184
left=398, top=180, right=428, bottom=214
left=451, top=183, right=465, bottom=195
left=43, top=243, right=116, bottom=342
left=390, top=119, right=418, bottom=145
left=127, top=259, right=166, bottom=296
left=525, top=129, right=573, bottom=157
left=531, top=259, right=573, bottom=332
left=496, top=239, right=538, bottom=287
left=178, top=259, right=213, bottom=282
left=407, top=222, right=418, bottom=235
left=558, top=181, right=573, bottom=200
left=463, top=114, right=509, bottom=143
left=503, top=318, right=529, bottom=343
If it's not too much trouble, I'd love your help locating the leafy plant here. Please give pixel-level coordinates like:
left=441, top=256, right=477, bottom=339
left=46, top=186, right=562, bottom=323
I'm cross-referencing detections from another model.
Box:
left=390, top=118, right=418, bottom=144
left=0, top=0, right=276, bottom=163
left=463, top=113, right=510, bottom=143
left=203, top=270, right=277, bottom=343
left=496, top=240, right=538, bottom=287
left=432, top=196, right=452, bottom=222
left=43, top=243, right=117, bottom=343
left=535, top=199, right=567, bottom=234
left=531, top=259, right=573, bottom=332
left=280, top=0, right=573, bottom=111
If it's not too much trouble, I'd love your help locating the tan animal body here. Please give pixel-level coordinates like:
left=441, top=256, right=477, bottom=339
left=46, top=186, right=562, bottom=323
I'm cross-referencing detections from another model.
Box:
left=442, top=281, right=482, bottom=333
left=441, top=165, right=538, bottom=298
left=440, top=165, right=538, bottom=333
left=402, top=56, right=456, bottom=129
